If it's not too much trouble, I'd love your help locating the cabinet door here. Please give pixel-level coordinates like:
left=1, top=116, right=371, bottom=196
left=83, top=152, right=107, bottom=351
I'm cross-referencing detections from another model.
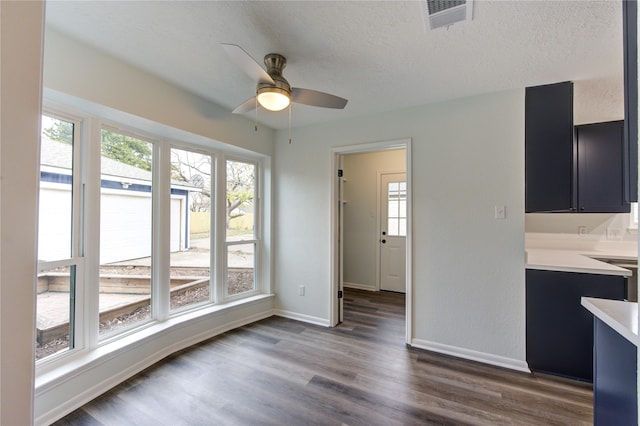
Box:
left=577, top=121, right=630, bottom=213
left=623, top=0, right=638, bottom=203
left=526, top=269, right=627, bottom=382
left=594, top=318, right=638, bottom=426
left=525, top=82, right=575, bottom=212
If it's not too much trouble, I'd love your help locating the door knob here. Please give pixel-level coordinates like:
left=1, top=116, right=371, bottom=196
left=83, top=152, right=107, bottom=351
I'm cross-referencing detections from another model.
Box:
left=381, top=239, right=386, bottom=244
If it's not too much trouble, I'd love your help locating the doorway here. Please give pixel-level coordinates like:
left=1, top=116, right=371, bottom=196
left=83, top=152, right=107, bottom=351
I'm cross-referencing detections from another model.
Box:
left=330, top=139, right=412, bottom=344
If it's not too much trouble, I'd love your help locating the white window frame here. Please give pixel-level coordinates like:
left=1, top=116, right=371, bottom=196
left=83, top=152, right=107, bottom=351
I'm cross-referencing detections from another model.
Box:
left=167, top=142, right=216, bottom=314
left=36, top=110, right=86, bottom=367
left=36, top=104, right=269, bottom=372
left=222, top=155, right=262, bottom=302
left=97, top=125, right=159, bottom=342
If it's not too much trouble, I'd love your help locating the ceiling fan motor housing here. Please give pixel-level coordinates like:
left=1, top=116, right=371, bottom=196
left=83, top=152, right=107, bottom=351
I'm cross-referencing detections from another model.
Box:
left=257, top=53, right=291, bottom=97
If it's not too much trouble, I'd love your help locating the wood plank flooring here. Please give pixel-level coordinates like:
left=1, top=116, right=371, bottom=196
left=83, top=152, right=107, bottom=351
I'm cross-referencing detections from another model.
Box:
left=54, top=288, right=593, bottom=425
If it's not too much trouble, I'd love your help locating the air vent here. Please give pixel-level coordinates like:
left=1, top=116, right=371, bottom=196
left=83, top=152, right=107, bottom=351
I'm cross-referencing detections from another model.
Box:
left=422, top=0, right=473, bottom=31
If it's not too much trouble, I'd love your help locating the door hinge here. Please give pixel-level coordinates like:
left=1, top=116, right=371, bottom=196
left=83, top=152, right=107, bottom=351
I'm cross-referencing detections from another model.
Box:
left=338, top=290, right=343, bottom=299
left=338, top=169, right=343, bottom=178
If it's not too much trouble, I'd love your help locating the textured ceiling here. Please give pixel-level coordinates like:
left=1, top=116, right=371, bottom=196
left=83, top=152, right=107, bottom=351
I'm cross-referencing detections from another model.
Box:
left=45, top=1, right=624, bottom=130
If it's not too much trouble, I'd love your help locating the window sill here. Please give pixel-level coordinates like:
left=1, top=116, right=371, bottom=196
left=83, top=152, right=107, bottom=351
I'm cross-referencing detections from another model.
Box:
left=35, top=293, right=274, bottom=393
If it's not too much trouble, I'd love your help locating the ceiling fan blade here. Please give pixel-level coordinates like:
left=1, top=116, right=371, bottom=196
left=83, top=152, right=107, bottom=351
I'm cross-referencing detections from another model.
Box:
left=232, top=97, right=257, bottom=114
left=291, top=88, right=348, bottom=109
left=221, top=43, right=275, bottom=85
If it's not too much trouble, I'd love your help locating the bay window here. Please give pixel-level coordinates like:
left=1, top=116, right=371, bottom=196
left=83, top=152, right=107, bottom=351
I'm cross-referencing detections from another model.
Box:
left=36, top=109, right=267, bottom=365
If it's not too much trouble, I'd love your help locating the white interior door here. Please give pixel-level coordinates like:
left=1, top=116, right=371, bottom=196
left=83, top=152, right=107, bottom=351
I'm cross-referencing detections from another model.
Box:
left=380, top=173, right=406, bottom=293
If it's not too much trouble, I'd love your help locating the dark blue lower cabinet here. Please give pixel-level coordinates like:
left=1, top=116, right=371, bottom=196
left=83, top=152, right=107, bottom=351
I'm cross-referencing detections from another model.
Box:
left=593, top=318, right=637, bottom=426
left=526, top=270, right=627, bottom=381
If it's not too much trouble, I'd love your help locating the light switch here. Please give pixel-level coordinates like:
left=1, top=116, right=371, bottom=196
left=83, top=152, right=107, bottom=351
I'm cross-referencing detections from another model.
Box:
left=494, top=205, right=506, bottom=220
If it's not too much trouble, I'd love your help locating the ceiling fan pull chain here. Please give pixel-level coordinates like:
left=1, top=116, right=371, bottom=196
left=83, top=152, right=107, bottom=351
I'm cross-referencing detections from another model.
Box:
left=288, top=103, right=292, bottom=144
left=255, top=97, right=258, bottom=132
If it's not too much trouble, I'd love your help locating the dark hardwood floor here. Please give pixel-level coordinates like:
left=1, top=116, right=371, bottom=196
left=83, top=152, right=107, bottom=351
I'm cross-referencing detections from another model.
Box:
left=54, top=288, right=592, bottom=425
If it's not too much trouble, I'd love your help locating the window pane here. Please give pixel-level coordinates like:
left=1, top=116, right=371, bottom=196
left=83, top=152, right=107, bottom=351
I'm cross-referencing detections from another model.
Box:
left=226, top=160, right=255, bottom=241
left=388, top=200, right=399, bottom=219
left=386, top=178, right=406, bottom=237
left=170, top=148, right=212, bottom=311
left=39, top=116, right=74, bottom=262
left=36, top=265, right=75, bottom=360
left=37, top=115, right=77, bottom=361
left=388, top=218, right=399, bottom=236
left=99, top=130, right=152, bottom=336
left=399, top=199, right=407, bottom=218
left=399, top=218, right=407, bottom=237
left=227, top=243, right=255, bottom=296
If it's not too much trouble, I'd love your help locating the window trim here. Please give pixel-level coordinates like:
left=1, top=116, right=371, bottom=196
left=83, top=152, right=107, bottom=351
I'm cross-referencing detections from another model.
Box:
left=36, top=111, right=86, bottom=367
left=167, top=143, right=216, bottom=314
left=97, top=125, right=157, bottom=340
left=223, top=156, right=261, bottom=301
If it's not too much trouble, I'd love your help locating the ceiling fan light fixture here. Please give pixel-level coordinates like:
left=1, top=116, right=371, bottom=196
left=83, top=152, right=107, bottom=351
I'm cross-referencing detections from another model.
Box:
left=257, top=87, right=291, bottom=111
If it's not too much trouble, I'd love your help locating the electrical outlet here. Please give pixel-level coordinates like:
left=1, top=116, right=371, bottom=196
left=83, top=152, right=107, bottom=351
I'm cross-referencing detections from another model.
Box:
left=578, top=226, right=587, bottom=237
left=494, top=205, right=506, bottom=220
left=298, top=285, right=305, bottom=296
left=606, top=228, right=623, bottom=240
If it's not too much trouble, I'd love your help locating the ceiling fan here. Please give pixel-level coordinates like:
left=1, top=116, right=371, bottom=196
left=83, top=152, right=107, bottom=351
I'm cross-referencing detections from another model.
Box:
left=222, top=43, right=348, bottom=114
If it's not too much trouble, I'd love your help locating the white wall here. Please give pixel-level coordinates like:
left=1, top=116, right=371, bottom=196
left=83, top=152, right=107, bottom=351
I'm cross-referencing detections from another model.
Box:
left=342, top=149, right=406, bottom=290
left=526, top=213, right=633, bottom=236
left=274, top=89, right=527, bottom=368
left=0, top=1, right=45, bottom=423
left=526, top=212, right=638, bottom=248
left=44, top=28, right=274, bottom=157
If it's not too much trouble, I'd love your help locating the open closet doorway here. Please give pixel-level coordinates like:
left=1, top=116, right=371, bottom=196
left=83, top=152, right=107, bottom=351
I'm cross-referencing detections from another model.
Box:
left=330, top=139, right=412, bottom=344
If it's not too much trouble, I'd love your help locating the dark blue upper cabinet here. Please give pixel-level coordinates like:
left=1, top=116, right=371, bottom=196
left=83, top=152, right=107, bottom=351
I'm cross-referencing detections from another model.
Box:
left=526, top=82, right=631, bottom=214
left=577, top=121, right=630, bottom=213
left=525, top=81, right=575, bottom=213
left=623, top=0, right=638, bottom=203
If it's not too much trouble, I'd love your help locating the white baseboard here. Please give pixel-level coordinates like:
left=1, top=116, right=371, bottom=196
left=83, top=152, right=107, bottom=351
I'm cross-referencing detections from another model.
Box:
left=411, top=338, right=530, bottom=373
left=343, top=282, right=377, bottom=291
left=273, top=309, right=331, bottom=327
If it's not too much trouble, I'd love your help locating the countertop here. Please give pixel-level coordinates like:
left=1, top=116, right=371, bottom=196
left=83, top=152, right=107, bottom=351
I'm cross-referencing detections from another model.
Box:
left=582, top=297, right=639, bottom=347
left=526, top=249, right=633, bottom=277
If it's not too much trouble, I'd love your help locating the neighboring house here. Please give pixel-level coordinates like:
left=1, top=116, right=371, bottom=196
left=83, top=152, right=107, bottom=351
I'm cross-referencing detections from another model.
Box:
left=38, top=136, right=198, bottom=263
